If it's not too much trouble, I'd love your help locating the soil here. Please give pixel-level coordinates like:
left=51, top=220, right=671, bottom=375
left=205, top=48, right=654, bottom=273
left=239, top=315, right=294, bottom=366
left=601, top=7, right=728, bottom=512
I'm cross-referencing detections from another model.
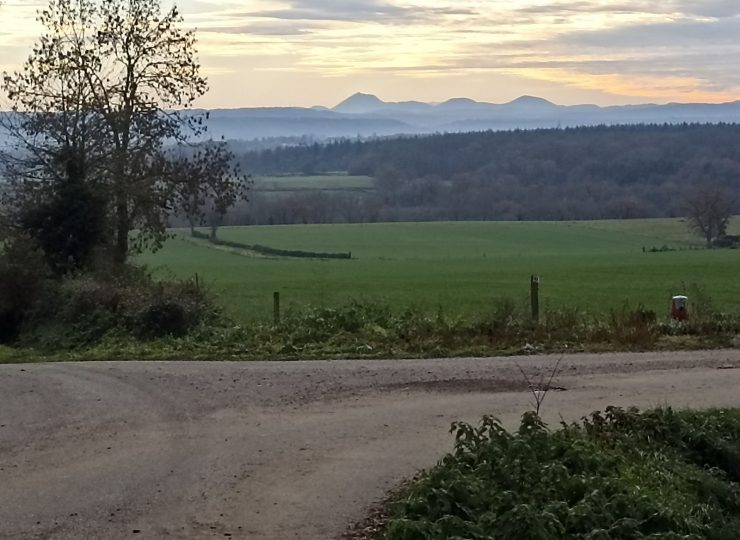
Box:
left=2, top=350, right=740, bottom=539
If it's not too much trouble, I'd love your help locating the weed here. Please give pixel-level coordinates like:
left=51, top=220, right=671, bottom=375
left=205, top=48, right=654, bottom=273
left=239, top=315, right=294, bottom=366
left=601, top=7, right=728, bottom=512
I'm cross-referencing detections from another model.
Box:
left=602, top=304, right=659, bottom=348
left=515, top=355, right=564, bottom=416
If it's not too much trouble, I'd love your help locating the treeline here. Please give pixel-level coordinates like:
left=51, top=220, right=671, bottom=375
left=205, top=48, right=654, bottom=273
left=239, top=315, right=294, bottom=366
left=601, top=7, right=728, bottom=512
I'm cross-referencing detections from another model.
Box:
left=230, top=124, right=740, bottom=223
left=190, top=229, right=351, bottom=259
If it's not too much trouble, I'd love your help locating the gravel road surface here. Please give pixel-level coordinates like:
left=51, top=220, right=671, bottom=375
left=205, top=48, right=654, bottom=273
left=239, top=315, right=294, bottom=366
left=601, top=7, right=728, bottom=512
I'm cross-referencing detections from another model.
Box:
left=2, top=350, right=740, bottom=539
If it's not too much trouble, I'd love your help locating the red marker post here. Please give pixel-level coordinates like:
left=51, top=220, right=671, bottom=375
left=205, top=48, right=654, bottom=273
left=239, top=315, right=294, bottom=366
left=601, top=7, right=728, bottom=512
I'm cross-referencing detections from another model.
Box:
left=671, top=295, right=689, bottom=321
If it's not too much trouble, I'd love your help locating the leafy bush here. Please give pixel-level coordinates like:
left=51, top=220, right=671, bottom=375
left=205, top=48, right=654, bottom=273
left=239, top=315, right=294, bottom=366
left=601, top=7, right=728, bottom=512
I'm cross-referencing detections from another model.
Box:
left=15, top=267, right=219, bottom=348
left=0, top=241, right=52, bottom=342
left=18, top=176, right=107, bottom=276
left=383, top=408, right=740, bottom=540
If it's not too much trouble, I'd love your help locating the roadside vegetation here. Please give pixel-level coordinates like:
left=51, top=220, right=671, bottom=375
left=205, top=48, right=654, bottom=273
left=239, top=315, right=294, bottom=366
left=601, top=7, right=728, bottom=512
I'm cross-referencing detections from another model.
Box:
left=0, top=244, right=217, bottom=352
left=369, top=407, right=740, bottom=540
left=2, top=292, right=739, bottom=363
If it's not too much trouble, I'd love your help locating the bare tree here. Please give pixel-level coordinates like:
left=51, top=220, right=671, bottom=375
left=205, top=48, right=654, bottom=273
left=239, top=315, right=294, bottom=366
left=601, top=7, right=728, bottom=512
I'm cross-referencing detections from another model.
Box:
left=94, top=0, right=208, bottom=262
left=686, top=183, right=734, bottom=247
left=1, top=0, right=245, bottom=265
left=169, top=143, right=251, bottom=237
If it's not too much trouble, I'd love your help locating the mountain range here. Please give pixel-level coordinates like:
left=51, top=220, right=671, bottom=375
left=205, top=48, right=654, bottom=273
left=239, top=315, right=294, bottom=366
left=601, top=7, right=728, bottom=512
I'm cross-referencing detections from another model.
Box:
left=195, top=93, right=740, bottom=141
left=3, top=93, right=740, bottom=146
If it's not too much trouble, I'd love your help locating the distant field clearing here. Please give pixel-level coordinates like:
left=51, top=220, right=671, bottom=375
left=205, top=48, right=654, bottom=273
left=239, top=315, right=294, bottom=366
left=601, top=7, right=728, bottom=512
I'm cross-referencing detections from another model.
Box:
left=139, top=219, right=740, bottom=323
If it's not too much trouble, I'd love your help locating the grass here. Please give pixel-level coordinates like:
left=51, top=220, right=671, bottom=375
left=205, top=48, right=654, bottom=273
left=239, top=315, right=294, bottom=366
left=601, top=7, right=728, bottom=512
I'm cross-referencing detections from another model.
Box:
left=376, top=407, right=740, bottom=540
left=254, top=174, right=374, bottom=192
left=139, top=219, right=740, bottom=324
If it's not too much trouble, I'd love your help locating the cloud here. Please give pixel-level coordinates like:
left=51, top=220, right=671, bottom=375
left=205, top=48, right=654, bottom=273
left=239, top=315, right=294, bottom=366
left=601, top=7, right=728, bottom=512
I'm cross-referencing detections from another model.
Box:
left=563, top=17, right=740, bottom=47
left=175, top=0, right=740, bottom=104
left=207, top=21, right=327, bottom=36
left=517, top=2, right=655, bottom=15
left=244, top=0, right=475, bottom=24
left=676, top=0, right=740, bottom=18
left=3, top=0, right=740, bottom=106
left=517, top=0, right=740, bottom=18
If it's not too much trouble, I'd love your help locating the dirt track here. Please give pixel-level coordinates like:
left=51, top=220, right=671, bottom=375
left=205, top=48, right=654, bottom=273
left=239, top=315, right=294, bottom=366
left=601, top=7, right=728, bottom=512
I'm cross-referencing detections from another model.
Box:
left=2, top=350, right=740, bottom=539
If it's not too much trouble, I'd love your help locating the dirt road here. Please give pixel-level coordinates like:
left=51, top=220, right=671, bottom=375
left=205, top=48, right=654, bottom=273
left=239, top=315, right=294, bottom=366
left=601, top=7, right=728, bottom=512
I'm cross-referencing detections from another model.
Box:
left=2, top=350, right=740, bottom=539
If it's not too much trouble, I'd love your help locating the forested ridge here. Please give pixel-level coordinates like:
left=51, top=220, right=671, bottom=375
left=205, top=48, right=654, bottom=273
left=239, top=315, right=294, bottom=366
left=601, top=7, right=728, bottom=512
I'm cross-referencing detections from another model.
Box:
left=230, top=123, right=740, bottom=223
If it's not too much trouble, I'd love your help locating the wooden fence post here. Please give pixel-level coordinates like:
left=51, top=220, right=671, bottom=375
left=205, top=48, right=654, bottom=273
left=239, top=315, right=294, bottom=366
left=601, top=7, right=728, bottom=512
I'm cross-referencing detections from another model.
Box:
left=531, top=275, right=540, bottom=322
left=273, top=291, right=281, bottom=325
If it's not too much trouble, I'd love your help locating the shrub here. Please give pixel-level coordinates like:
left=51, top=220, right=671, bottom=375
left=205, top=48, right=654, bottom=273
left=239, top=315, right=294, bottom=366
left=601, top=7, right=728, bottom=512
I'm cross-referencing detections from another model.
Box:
left=16, top=267, right=220, bottom=348
left=478, top=297, right=523, bottom=345
left=279, top=301, right=393, bottom=343
left=535, top=307, right=591, bottom=344
left=383, top=408, right=740, bottom=540
left=603, top=305, right=659, bottom=348
left=127, top=278, right=216, bottom=339
left=0, top=241, right=51, bottom=343
left=19, top=176, right=107, bottom=276
left=134, top=300, right=189, bottom=339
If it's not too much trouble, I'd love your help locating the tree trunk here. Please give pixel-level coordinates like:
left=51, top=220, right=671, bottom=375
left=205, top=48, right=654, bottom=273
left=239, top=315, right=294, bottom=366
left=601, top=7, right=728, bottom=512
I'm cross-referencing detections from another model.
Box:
left=114, top=198, right=129, bottom=265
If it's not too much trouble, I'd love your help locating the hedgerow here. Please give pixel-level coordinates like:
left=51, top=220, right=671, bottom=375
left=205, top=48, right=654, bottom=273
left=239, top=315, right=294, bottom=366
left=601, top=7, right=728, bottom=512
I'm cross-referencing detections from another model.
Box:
left=191, top=229, right=352, bottom=259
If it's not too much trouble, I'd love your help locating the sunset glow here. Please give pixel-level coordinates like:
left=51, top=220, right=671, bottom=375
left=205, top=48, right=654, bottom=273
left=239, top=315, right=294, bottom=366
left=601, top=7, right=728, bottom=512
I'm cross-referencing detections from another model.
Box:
left=1, top=0, right=739, bottom=107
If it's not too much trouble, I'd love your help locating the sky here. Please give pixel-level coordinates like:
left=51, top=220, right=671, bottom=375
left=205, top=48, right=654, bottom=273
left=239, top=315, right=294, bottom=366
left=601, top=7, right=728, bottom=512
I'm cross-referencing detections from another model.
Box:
left=1, top=0, right=739, bottom=108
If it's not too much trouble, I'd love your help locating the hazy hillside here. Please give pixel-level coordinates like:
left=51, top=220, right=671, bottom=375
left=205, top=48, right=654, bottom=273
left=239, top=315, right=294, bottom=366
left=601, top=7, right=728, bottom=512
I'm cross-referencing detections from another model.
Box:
left=190, top=107, right=413, bottom=140
left=4, top=95, right=740, bottom=145
left=196, top=94, right=740, bottom=141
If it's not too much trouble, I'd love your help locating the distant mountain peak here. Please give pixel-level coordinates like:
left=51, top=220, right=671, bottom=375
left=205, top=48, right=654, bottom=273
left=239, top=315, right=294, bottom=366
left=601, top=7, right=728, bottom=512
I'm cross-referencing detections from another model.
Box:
left=506, top=95, right=556, bottom=107
left=332, top=93, right=563, bottom=113
left=344, top=92, right=382, bottom=102
left=439, top=97, right=481, bottom=107
left=333, top=93, right=386, bottom=113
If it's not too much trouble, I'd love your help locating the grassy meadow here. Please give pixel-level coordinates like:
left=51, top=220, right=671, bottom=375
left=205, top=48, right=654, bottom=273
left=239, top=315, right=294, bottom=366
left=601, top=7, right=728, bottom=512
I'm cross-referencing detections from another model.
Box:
left=138, top=219, right=740, bottom=324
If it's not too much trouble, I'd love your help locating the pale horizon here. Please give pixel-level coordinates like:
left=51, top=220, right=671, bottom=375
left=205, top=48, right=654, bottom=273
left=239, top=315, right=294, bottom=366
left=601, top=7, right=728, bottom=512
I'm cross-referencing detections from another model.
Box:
left=2, top=0, right=739, bottom=109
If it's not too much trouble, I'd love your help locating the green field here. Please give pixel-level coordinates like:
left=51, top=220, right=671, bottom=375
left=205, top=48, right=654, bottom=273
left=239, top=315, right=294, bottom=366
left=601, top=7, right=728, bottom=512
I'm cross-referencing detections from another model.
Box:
left=139, top=219, right=740, bottom=323
left=254, top=174, right=374, bottom=192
